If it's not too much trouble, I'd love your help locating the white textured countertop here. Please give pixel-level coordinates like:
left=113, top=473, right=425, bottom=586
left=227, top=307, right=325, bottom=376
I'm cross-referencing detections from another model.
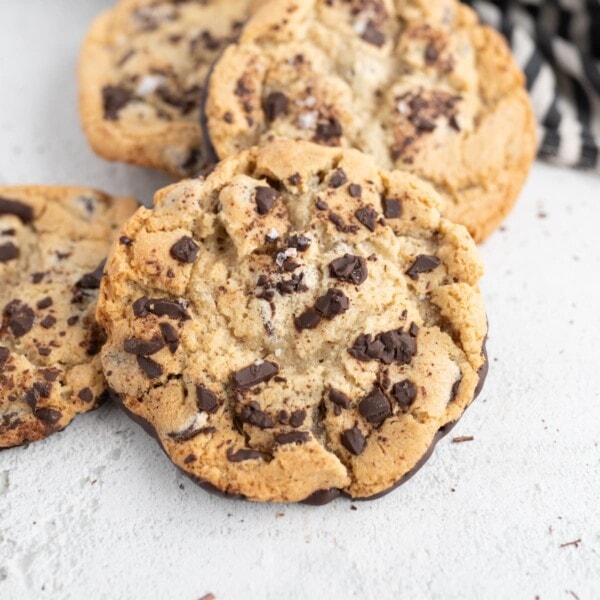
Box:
left=0, top=2, right=599, bottom=599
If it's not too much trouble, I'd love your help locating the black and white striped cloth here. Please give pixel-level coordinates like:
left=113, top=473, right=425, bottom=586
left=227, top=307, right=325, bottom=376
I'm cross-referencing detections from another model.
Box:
left=465, top=0, right=600, bottom=171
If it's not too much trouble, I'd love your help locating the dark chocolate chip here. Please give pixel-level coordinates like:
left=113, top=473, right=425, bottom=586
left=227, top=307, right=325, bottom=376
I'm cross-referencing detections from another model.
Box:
left=276, top=431, right=309, bottom=445
left=40, top=315, right=56, bottom=329
left=239, top=401, right=274, bottom=429
left=227, top=447, right=262, bottom=462
left=263, top=91, right=288, bottom=121
left=329, top=169, right=347, bottom=188
left=31, top=272, right=45, bottom=284
left=255, top=187, right=280, bottom=215
left=329, top=389, right=350, bottom=410
left=146, top=298, right=190, bottom=320
left=38, top=348, right=52, bottom=357
left=196, top=385, right=219, bottom=414
left=289, top=409, right=306, bottom=428
left=406, top=255, right=441, bottom=280
left=391, top=380, right=416, bottom=409
left=132, top=296, right=150, bottom=317
left=383, top=198, right=402, bottom=218
left=315, top=198, right=328, bottom=211
left=170, top=236, right=199, bottom=263
left=294, top=308, right=321, bottom=331
left=314, top=288, right=349, bottom=318
left=136, top=356, right=163, bottom=379
left=0, top=196, right=34, bottom=223
left=329, top=254, right=367, bottom=285
left=355, top=206, right=378, bottom=232
left=67, top=315, right=79, bottom=326
left=184, top=453, right=197, bottom=464
left=119, top=236, right=133, bottom=246
left=36, top=297, right=53, bottom=310
left=124, top=337, right=165, bottom=355
left=425, top=42, right=439, bottom=65
left=278, top=410, right=289, bottom=425
left=361, top=21, right=386, bottom=47
left=0, top=242, right=19, bottom=263
left=341, top=427, right=366, bottom=455
left=288, top=173, right=302, bottom=186
left=232, top=360, right=279, bottom=389
left=76, top=260, right=106, bottom=290
left=409, top=322, right=419, bottom=337
left=3, top=300, right=34, bottom=337
left=348, top=184, right=362, bottom=198
left=348, top=328, right=417, bottom=365
left=359, top=388, right=392, bottom=424
left=315, top=117, right=343, bottom=141
left=78, top=388, right=94, bottom=403
left=286, top=234, right=311, bottom=252
left=34, top=408, right=62, bottom=426
left=102, top=85, right=132, bottom=120
left=159, top=322, right=179, bottom=353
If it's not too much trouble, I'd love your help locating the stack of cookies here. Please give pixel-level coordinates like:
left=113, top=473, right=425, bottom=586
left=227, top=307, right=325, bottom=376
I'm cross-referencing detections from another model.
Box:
left=0, top=0, right=535, bottom=504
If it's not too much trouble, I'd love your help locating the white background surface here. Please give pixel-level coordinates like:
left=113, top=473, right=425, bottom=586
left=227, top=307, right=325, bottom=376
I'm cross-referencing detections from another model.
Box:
left=0, top=2, right=599, bottom=599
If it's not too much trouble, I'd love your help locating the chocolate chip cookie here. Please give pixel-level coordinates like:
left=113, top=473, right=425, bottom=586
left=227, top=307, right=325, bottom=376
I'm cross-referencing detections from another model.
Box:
left=79, top=0, right=263, bottom=177
left=205, top=0, right=536, bottom=242
left=97, top=140, right=488, bottom=502
left=0, top=186, right=138, bottom=448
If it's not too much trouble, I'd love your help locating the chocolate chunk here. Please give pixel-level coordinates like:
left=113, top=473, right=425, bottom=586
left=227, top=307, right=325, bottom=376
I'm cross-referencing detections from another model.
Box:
left=315, top=288, right=349, bottom=318
left=102, top=85, right=132, bottom=120
left=239, top=402, right=274, bottom=430
left=409, top=322, right=419, bottom=337
left=341, top=427, right=366, bottom=455
left=359, top=388, right=392, bottom=424
left=383, top=198, right=402, bottom=218
left=124, top=337, right=165, bottom=355
left=315, top=117, right=343, bottom=142
left=156, top=85, right=201, bottom=115
left=294, top=308, right=321, bottom=331
left=136, top=356, right=163, bottom=379
left=67, top=315, right=79, bottom=326
left=263, top=91, right=288, bottom=121
left=329, top=254, right=367, bottom=285
left=361, top=21, right=386, bottom=47
left=184, top=453, right=197, bottom=464
left=119, top=236, right=133, bottom=246
left=146, top=298, right=190, bottom=320
left=449, top=378, right=462, bottom=403
left=355, top=206, right=378, bottom=232
left=0, top=242, right=19, bottom=262
left=315, top=198, right=328, bottom=211
left=348, top=184, right=362, bottom=198
left=255, top=187, right=279, bottom=215
left=425, top=42, right=439, bottom=65
left=35, top=408, right=62, bottom=426
left=40, top=315, right=56, bottom=329
left=76, top=260, right=106, bottom=289
left=31, top=272, right=45, bottom=284
left=78, top=388, right=94, bottom=403
left=282, top=258, right=299, bottom=272
left=276, top=431, right=309, bottom=445
left=286, top=234, right=311, bottom=252
left=232, top=360, right=279, bottom=389
left=276, top=273, right=307, bottom=295
left=36, top=297, right=53, bottom=310
left=278, top=410, right=289, bottom=425
left=159, top=322, right=179, bottom=353
left=289, top=409, right=306, bottom=428
left=3, top=300, right=35, bottom=337
left=329, top=389, right=350, bottom=410
left=391, top=380, right=416, bottom=409
left=288, top=173, right=302, bottom=186
left=406, top=255, right=441, bottom=280
left=132, top=296, right=150, bottom=317
left=170, top=236, right=200, bottom=263
left=227, top=447, right=262, bottom=462
left=196, top=385, right=219, bottom=414
left=23, top=381, right=52, bottom=410
left=329, top=169, right=347, bottom=188
left=38, top=348, right=51, bottom=357
left=0, top=346, right=10, bottom=367
left=0, top=196, right=34, bottom=223
left=348, top=328, right=417, bottom=365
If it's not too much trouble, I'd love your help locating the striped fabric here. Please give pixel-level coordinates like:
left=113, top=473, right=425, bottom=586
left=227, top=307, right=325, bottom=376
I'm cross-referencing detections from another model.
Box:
left=465, top=0, right=600, bottom=170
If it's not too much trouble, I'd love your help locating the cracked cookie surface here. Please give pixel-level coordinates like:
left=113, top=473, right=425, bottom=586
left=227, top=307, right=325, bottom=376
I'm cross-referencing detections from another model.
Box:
left=98, top=140, right=487, bottom=502
left=205, top=0, right=536, bottom=242
left=79, top=0, right=263, bottom=177
left=0, top=186, right=138, bottom=448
